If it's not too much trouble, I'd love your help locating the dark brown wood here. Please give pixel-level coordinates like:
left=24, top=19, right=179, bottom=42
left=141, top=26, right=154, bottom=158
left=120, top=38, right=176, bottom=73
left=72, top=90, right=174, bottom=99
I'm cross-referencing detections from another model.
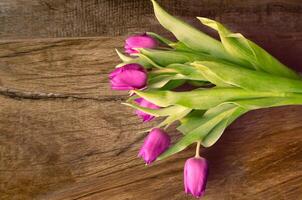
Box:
left=0, top=0, right=302, bottom=70
left=0, top=37, right=301, bottom=200
left=0, top=0, right=302, bottom=38
left=0, top=0, right=302, bottom=199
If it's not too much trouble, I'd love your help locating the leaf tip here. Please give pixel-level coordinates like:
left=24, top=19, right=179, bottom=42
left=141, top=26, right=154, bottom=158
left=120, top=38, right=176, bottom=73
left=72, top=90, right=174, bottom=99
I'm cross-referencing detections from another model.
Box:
left=115, top=48, right=123, bottom=58
left=121, top=102, right=131, bottom=107
left=198, top=17, right=212, bottom=21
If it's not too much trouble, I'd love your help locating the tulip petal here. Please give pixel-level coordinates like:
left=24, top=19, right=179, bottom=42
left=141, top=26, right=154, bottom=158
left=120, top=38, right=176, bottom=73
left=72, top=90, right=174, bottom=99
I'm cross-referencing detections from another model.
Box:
left=125, top=33, right=158, bottom=55
left=134, top=98, right=160, bottom=122
left=138, top=128, right=170, bottom=164
left=126, top=35, right=157, bottom=49
left=109, top=64, right=147, bottom=90
left=184, top=158, right=208, bottom=198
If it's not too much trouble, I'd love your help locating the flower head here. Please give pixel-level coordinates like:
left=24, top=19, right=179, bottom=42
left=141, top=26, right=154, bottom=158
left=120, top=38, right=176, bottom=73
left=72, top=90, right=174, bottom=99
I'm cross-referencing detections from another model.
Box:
left=184, top=157, right=208, bottom=198
left=135, top=98, right=160, bottom=122
left=125, top=33, right=158, bottom=54
left=109, top=64, right=147, bottom=90
left=138, top=128, right=170, bottom=164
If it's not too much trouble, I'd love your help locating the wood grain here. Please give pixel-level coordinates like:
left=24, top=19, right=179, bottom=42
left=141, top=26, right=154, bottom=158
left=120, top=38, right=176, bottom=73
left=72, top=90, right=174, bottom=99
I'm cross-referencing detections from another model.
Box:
left=0, top=0, right=302, bottom=38
left=0, top=0, right=302, bottom=199
left=0, top=37, right=301, bottom=200
left=0, top=0, right=301, bottom=70
left=0, top=37, right=124, bottom=99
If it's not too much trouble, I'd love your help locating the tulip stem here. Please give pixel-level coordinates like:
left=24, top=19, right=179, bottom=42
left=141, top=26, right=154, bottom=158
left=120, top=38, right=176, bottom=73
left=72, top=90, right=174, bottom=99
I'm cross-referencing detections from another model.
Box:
left=195, top=141, right=201, bottom=158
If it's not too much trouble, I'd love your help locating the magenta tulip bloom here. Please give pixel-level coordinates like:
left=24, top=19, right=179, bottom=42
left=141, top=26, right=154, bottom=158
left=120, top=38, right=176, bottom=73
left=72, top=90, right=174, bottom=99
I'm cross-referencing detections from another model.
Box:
left=135, top=98, right=160, bottom=122
left=125, top=33, right=158, bottom=54
left=109, top=64, right=147, bottom=90
left=138, top=128, right=170, bottom=164
left=184, top=157, right=208, bottom=198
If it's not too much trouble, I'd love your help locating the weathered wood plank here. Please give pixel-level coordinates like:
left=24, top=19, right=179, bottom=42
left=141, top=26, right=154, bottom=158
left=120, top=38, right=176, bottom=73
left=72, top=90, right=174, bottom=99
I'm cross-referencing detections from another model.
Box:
left=0, top=95, right=301, bottom=200
left=0, top=37, right=301, bottom=199
left=0, top=0, right=301, bottom=39
left=0, top=37, right=124, bottom=99
left=1, top=0, right=302, bottom=70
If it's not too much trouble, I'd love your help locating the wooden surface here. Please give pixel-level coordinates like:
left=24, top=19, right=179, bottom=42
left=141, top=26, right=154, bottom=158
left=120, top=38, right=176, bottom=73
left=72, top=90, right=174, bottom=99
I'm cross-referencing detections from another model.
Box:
left=0, top=1, right=301, bottom=200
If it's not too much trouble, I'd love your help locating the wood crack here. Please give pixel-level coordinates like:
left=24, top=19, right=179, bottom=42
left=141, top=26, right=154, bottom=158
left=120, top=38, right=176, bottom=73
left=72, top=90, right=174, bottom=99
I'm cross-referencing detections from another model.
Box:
left=0, top=87, right=125, bottom=102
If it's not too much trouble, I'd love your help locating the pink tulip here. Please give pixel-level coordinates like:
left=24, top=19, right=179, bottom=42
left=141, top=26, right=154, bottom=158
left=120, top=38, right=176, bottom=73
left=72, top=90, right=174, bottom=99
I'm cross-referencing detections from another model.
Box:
left=184, top=157, right=208, bottom=198
left=125, top=33, right=158, bottom=54
left=109, top=64, right=147, bottom=90
left=138, top=128, right=170, bottom=164
left=135, top=98, right=160, bottom=122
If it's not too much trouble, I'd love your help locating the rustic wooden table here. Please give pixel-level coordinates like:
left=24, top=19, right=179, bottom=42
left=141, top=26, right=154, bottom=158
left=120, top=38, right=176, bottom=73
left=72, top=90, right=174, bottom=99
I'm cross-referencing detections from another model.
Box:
left=0, top=0, right=301, bottom=200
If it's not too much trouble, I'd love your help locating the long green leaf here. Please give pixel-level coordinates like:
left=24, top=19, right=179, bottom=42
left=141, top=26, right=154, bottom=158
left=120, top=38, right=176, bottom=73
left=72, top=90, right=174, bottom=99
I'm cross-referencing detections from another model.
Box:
left=124, top=100, right=191, bottom=129
left=161, top=79, right=186, bottom=90
left=148, top=70, right=202, bottom=89
left=138, top=48, right=213, bottom=67
left=157, top=104, right=238, bottom=160
left=192, top=61, right=302, bottom=93
left=115, top=49, right=133, bottom=63
left=166, top=63, right=207, bottom=81
left=148, top=74, right=180, bottom=89
left=198, top=17, right=301, bottom=79
left=150, top=0, right=230, bottom=60
left=201, top=106, right=247, bottom=147
left=146, top=32, right=173, bottom=45
left=134, top=88, right=285, bottom=109
left=157, top=107, right=192, bottom=128
left=232, top=96, right=302, bottom=110
left=177, top=110, right=206, bottom=134
left=115, top=50, right=162, bottom=69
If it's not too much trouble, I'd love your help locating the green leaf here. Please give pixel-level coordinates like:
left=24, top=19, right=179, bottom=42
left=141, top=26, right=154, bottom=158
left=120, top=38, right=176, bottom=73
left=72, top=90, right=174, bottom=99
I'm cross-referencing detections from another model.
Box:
left=115, top=49, right=133, bottom=63
left=169, top=42, right=195, bottom=52
left=146, top=32, right=197, bottom=53
left=122, top=102, right=187, bottom=117
left=150, top=0, right=230, bottom=60
left=148, top=74, right=179, bottom=89
left=114, top=50, right=161, bottom=69
left=166, top=63, right=207, bottom=81
left=187, top=80, right=210, bottom=87
left=201, top=106, right=247, bottom=147
left=133, top=53, right=163, bottom=68
left=232, top=96, right=302, bottom=110
left=146, top=32, right=173, bottom=45
left=192, top=61, right=302, bottom=93
left=138, top=48, right=213, bottom=67
left=161, top=79, right=186, bottom=90
left=124, top=100, right=191, bottom=129
left=147, top=63, right=208, bottom=89
left=148, top=71, right=192, bottom=89
left=198, top=17, right=301, bottom=79
left=177, top=110, right=206, bottom=134
left=201, top=96, right=302, bottom=147
left=133, top=88, right=283, bottom=109
left=157, top=107, right=192, bottom=128
left=157, top=104, right=239, bottom=160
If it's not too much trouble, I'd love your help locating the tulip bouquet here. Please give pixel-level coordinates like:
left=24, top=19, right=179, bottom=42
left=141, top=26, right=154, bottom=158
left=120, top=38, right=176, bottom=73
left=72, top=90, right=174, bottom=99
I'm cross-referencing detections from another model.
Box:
left=109, top=0, right=302, bottom=198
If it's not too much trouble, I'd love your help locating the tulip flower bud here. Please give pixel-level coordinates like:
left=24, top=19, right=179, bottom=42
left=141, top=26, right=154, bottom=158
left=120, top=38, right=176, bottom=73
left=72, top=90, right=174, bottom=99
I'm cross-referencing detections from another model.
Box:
left=109, top=64, right=147, bottom=90
left=138, top=128, right=170, bottom=164
left=184, top=157, right=208, bottom=198
left=135, top=98, right=160, bottom=122
left=125, top=33, right=158, bottom=54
